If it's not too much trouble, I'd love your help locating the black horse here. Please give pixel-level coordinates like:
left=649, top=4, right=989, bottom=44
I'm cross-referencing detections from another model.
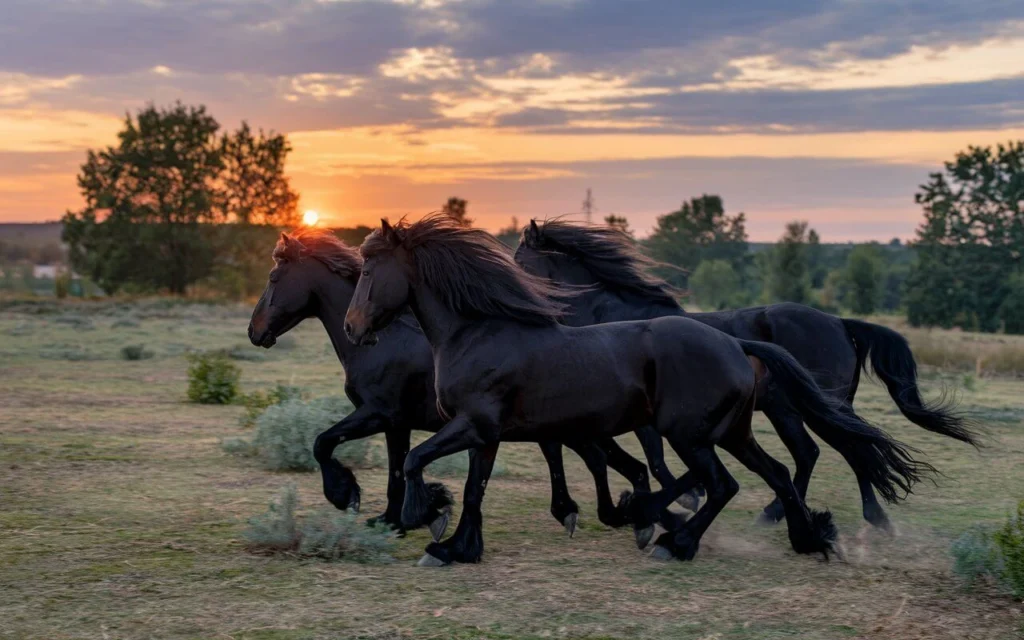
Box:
left=248, top=228, right=679, bottom=545
left=514, top=219, right=977, bottom=529
left=344, top=214, right=927, bottom=566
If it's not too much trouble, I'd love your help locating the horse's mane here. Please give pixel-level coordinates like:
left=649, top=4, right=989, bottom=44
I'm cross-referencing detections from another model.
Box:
left=274, top=227, right=362, bottom=281
left=523, top=219, right=681, bottom=309
left=361, top=213, right=570, bottom=326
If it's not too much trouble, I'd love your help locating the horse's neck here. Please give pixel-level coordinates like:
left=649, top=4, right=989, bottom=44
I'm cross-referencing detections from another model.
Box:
left=407, top=283, right=473, bottom=348
left=314, top=276, right=358, bottom=365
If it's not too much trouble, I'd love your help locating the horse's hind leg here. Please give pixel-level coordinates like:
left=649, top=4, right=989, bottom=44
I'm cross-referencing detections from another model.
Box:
left=757, top=401, right=819, bottom=526
left=650, top=444, right=738, bottom=561
left=422, top=443, right=499, bottom=566
left=537, top=441, right=580, bottom=536
left=635, top=425, right=704, bottom=510
left=366, top=426, right=412, bottom=533
left=720, top=433, right=836, bottom=557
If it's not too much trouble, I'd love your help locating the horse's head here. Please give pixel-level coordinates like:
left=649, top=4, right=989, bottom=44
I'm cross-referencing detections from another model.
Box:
left=514, top=219, right=592, bottom=287
left=248, top=233, right=322, bottom=348
left=344, top=219, right=412, bottom=346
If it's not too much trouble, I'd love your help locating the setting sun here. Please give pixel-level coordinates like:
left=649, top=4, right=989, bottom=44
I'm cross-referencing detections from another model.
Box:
left=302, top=209, right=320, bottom=226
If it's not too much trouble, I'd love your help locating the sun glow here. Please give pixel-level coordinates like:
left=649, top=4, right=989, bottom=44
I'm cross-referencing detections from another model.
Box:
left=302, top=209, right=320, bottom=226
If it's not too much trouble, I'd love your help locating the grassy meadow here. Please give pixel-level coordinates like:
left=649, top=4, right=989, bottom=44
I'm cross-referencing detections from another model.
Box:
left=1, top=299, right=1023, bottom=639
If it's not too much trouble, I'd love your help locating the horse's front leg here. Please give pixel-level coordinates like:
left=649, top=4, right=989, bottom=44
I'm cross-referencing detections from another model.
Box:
left=421, top=442, right=500, bottom=566
left=312, top=405, right=390, bottom=513
left=400, top=414, right=492, bottom=565
left=635, top=424, right=703, bottom=511
left=538, top=441, right=580, bottom=536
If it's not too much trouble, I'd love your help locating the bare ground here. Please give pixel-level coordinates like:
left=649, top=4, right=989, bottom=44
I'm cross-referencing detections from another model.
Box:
left=1, top=303, right=1022, bottom=639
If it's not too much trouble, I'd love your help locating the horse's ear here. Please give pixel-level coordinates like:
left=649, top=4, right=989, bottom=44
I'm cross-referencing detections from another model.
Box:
left=281, top=233, right=307, bottom=258
left=524, top=219, right=541, bottom=245
left=380, top=218, right=399, bottom=245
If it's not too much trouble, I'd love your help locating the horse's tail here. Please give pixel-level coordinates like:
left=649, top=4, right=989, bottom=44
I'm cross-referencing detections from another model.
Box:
left=740, top=339, right=935, bottom=504
left=841, top=319, right=980, bottom=447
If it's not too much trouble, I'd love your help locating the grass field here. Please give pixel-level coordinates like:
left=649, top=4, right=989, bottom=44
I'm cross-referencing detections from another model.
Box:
left=1, top=300, right=1022, bottom=639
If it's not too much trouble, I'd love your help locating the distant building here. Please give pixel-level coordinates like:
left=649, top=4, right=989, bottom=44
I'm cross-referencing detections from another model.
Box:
left=33, top=265, right=60, bottom=279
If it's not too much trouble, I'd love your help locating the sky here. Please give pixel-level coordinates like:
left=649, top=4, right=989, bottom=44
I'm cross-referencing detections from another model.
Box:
left=1, top=1, right=1023, bottom=240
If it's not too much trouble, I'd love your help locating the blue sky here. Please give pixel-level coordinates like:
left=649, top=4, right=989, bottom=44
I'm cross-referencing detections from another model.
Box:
left=1, top=0, right=1022, bottom=239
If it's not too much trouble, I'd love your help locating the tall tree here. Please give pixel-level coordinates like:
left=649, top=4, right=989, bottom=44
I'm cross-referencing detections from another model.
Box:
left=219, top=122, right=299, bottom=226
left=645, top=194, right=748, bottom=288
left=844, top=244, right=884, bottom=314
left=604, top=214, right=631, bottom=236
left=62, top=103, right=223, bottom=294
left=905, top=141, right=1024, bottom=332
left=765, top=221, right=811, bottom=304
left=689, top=259, right=740, bottom=310
left=442, top=197, right=471, bottom=226
left=806, top=228, right=827, bottom=288
left=216, top=122, right=300, bottom=297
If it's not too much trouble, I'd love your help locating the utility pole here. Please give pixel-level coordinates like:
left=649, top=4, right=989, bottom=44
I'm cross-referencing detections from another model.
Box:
left=582, top=188, right=595, bottom=224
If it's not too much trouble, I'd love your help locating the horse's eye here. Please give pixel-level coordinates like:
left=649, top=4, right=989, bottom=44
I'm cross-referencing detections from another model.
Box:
left=362, top=270, right=370, bottom=277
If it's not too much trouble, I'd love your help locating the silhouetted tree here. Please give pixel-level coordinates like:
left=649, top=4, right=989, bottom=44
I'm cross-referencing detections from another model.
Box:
left=604, top=214, right=632, bottom=236
left=906, top=141, right=1024, bottom=331
left=845, top=244, right=884, bottom=314
left=442, top=197, right=471, bottom=226
left=63, top=103, right=223, bottom=294
left=765, top=221, right=810, bottom=304
left=645, top=195, right=748, bottom=288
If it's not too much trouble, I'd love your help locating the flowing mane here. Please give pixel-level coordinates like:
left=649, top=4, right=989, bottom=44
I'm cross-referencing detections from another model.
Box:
left=274, top=227, right=363, bottom=280
left=523, top=219, right=681, bottom=309
left=361, top=214, right=570, bottom=326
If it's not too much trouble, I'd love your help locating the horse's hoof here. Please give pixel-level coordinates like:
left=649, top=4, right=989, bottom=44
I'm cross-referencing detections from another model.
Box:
left=634, top=525, right=655, bottom=550
left=755, top=511, right=781, bottom=527
left=416, top=553, right=448, bottom=567
left=563, top=513, right=578, bottom=538
left=429, top=512, right=450, bottom=542
left=650, top=545, right=674, bottom=561
left=349, top=499, right=360, bottom=514
left=676, top=493, right=699, bottom=512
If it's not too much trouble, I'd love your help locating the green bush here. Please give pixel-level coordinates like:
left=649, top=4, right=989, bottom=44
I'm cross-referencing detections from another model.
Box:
left=993, top=501, right=1024, bottom=597
left=252, top=396, right=360, bottom=471
left=952, top=500, right=1024, bottom=598
left=186, top=352, right=240, bottom=404
left=239, top=384, right=305, bottom=429
left=120, top=344, right=154, bottom=361
left=220, top=436, right=258, bottom=457
left=243, top=485, right=395, bottom=563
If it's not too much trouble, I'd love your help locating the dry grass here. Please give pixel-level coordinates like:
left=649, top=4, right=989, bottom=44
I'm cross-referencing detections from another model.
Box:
left=1, top=303, right=1023, bottom=639
left=868, top=314, right=1024, bottom=377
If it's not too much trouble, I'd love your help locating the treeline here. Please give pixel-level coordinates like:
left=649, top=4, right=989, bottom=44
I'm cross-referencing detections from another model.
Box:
left=631, top=196, right=911, bottom=315
left=45, top=102, right=1024, bottom=334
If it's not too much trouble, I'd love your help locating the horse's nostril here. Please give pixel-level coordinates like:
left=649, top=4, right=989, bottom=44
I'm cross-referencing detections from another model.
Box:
left=344, top=321, right=353, bottom=337
left=247, top=324, right=254, bottom=339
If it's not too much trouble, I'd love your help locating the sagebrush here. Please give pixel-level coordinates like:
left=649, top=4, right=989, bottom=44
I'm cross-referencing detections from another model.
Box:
left=951, top=500, right=1024, bottom=598
left=186, top=351, right=240, bottom=404
left=120, top=344, right=154, bottom=361
left=249, top=396, right=361, bottom=471
left=243, top=485, right=394, bottom=563
left=239, top=384, right=305, bottom=429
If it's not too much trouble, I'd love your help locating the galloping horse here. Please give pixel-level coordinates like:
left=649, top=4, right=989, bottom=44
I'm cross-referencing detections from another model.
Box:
left=514, top=219, right=977, bottom=529
left=248, top=228, right=680, bottom=545
left=344, top=215, right=927, bottom=566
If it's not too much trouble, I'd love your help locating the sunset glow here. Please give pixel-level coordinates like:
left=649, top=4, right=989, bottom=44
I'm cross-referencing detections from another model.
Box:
left=302, top=209, right=320, bottom=226
left=1, top=2, right=1022, bottom=240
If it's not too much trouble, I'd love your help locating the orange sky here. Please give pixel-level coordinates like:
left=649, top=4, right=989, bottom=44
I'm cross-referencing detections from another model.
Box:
left=1, top=2, right=1023, bottom=240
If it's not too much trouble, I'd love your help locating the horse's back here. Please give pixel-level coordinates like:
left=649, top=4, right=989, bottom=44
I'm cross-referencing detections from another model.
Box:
left=644, top=316, right=755, bottom=432
left=689, top=303, right=857, bottom=395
